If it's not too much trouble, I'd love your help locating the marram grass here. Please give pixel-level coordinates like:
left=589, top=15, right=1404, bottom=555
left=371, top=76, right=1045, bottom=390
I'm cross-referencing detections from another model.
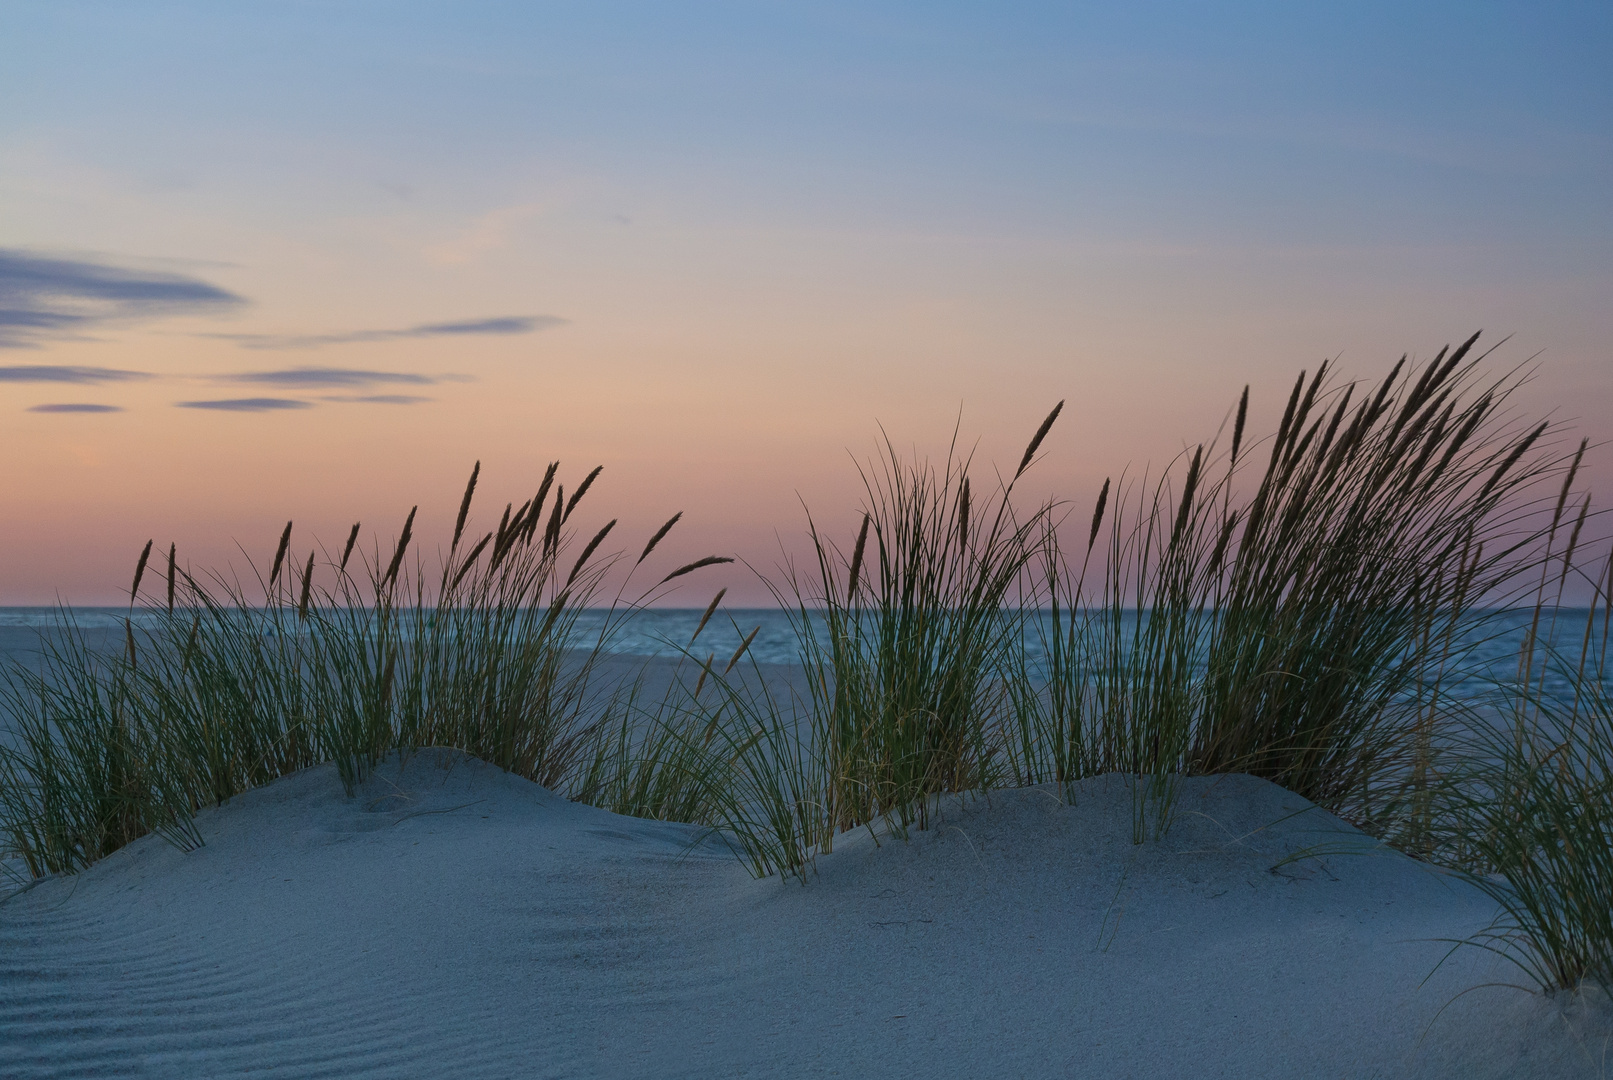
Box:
left=0, top=460, right=731, bottom=877
left=1013, top=333, right=1578, bottom=844
left=2, top=334, right=1610, bottom=998
left=1423, top=552, right=1613, bottom=997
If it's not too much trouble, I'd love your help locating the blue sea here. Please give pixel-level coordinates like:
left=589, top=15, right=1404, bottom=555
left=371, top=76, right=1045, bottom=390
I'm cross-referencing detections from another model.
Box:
left=0, top=605, right=1604, bottom=702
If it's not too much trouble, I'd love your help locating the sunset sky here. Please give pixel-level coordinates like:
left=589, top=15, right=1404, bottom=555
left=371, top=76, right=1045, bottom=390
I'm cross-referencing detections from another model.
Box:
left=2, top=2, right=1609, bottom=605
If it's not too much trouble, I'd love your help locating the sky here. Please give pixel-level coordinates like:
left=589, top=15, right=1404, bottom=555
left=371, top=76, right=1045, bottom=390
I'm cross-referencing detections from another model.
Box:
left=1, top=1, right=1609, bottom=605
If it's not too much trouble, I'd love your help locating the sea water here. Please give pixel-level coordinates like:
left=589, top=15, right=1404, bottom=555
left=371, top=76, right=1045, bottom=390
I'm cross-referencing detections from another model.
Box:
left=0, top=605, right=1604, bottom=702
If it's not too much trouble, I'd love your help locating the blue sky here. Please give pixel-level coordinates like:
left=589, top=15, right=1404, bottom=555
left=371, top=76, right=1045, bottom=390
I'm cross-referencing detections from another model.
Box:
left=9, top=3, right=1608, bottom=234
left=1, top=2, right=1608, bottom=602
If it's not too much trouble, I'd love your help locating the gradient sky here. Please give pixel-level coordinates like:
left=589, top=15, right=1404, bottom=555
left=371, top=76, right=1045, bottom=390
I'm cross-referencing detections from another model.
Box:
left=2, top=2, right=1609, bottom=605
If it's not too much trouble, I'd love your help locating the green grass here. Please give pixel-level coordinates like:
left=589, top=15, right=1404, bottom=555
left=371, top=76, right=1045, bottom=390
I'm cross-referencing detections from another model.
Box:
left=777, top=415, right=1058, bottom=839
left=1013, top=334, right=1573, bottom=844
left=1440, top=663, right=1613, bottom=997
left=571, top=410, right=1065, bottom=881
left=1422, top=544, right=1613, bottom=996
left=2, top=333, right=1609, bottom=998
left=0, top=460, right=731, bottom=878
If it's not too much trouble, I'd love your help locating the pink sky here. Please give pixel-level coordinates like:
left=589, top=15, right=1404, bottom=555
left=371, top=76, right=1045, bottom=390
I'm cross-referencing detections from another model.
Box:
left=3, top=4, right=1608, bottom=605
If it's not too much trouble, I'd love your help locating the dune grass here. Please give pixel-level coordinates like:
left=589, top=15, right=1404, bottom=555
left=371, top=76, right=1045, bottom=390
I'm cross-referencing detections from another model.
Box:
left=1425, top=541, right=1613, bottom=996
left=779, top=415, right=1059, bottom=836
left=563, top=411, right=1065, bottom=882
left=0, top=616, right=204, bottom=872
left=1442, top=655, right=1613, bottom=997
left=600, top=640, right=830, bottom=881
left=2, top=334, right=1610, bottom=997
left=1014, top=335, right=1574, bottom=844
left=0, top=461, right=730, bottom=878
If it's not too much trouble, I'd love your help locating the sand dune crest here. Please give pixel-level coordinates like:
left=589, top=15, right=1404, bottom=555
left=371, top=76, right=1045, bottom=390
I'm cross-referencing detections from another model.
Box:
left=3, top=750, right=1608, bottom=1078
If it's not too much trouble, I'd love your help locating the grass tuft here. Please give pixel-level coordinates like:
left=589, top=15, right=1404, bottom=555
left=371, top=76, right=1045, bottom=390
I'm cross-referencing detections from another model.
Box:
left=0, top=464, right=731, bottom=876
left=3, top=335, right=1610, bottom=1001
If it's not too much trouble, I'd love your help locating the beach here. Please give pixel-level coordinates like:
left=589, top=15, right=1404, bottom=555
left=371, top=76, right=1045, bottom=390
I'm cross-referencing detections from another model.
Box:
left=4, top=743, right=1609, bottom=1079
left=7, top=4, right=1610, bottom=1075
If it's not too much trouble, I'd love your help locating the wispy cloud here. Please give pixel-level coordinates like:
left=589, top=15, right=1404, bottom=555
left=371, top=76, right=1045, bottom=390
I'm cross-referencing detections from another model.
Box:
left=216, top=367, right=441, bottom=389
left=427, top=203, right=545, bottom=265
left=176, top=398, right=312, bottom=412
left=320, top=394, right=434, bottom=405
left=27, top=403, right=124, bottom=413
left=0, top=364, right=152, bottom=383
left=0, top=248, right=245, bottom=348
left=202, top=315, right=563, bottom=351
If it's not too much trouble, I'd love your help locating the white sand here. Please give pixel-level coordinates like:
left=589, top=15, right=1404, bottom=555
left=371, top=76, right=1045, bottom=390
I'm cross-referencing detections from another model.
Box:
left=3, top=750, right=1609, bottom=1079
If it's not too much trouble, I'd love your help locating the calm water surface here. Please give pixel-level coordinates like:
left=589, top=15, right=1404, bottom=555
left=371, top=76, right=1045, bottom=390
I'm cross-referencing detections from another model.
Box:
left=0, top=606, right=1604, bottom=702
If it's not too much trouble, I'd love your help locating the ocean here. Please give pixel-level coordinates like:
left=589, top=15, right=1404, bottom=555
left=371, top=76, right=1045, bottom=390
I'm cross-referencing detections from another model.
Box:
left=0, top=605, right=1604, bottom=702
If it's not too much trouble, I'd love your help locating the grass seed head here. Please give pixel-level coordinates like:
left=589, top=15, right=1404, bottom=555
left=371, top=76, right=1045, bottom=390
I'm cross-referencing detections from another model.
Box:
left=724, top=625, right=762, bottom=675
left=958, top=476, right=971, bottom=553
left=1088, top=478, right=1111, bottom=551
left=1477, top=421, right=1550, bottom=505
left=848, top=513, right=871, bottom=603
left=383, top=506, right=417, bottom=589
left=490, top=502, right=515, bottom=570
left=1231, top=385, right=1249, bottom=465
left=453, top=460, right=480, bottom=550
left=1285, top=360, right=1328, bottom=462
left=130, top=539, right=154, bottom=605
left=1172, top=445, right=1203, bottom=546
left=691, top=588, right=726, bottom=644
left=639, top=511, right=683, bottom=566
left=340, top=522, right=361, bottom=571
left=523, top=462, right=559, bottom=546
left=1270, top=370, right=1305, bottom=471
left=1316, top=383, right=1353, bottom=463
left=1367, top=354, right=1407, bottom=427
left=297, top=550, right=315, bottom=619
left=660, top=555, right=734, bottom=585
left=1017, top=400, right=1064, bottom=479
left=564, top=466, right=603, bottom=524
left=544, top=485, right=564, bottom=553
left=269, top=521, right=292, bottom=588
left=449, top=531, right=493, bottom=592
left=694, top=651, right=715, bottom=696
left=568, top=519, right=616, bottom=586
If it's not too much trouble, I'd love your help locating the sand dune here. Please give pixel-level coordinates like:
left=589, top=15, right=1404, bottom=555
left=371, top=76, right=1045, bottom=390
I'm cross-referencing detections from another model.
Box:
left=3, top=750, right=1609, bottom=1078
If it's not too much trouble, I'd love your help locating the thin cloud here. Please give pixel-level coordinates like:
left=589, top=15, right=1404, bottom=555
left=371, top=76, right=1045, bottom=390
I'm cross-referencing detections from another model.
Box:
left=176, top=398, right=312, bottom=412
left=27, top=403, right=124, bottom=413
left=428, top=203, right=545, bottom=265
left=203, top=315, right=564, bottom=351
left=217, top=367, right=439, bottom=389
left=320, top=394, right=434, bottom=405
left=0, top=248, right=245, bottom=348
left=0, top=365, right=152, bottom=383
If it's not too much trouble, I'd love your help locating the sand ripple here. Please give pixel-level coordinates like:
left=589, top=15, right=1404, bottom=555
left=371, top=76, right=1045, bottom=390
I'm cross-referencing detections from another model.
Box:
left=3, top=751, right=1609, bottom=1078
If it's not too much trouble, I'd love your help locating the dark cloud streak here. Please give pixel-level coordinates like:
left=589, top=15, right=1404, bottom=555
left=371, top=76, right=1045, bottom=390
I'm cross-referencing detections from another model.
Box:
left=217, top=367, right=439, bottom=389
left=1, top=249, right=245, bottom=348
left=0, top=365, right=152, bottom=383
left=320, top=394, right=434, bottom=405
left=202, top=314, right=563, bottom=350
left=176, top=398, right=312, bottom=412
left=27, top=403, right=124, bottom=413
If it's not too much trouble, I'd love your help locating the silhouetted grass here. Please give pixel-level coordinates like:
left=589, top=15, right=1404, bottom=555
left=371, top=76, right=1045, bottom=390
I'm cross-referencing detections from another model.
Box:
left=1426, top=541, right=1613, bottom=995
left=0, top=462, right=729, bottom=878
left=571, top=409, right=1066, bottom=880
left=1014, top=335, right=1576, bottom=842
left=4, top=332, right=1609, bottom=1006
left=777, top=413, right=1058, bottom=841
